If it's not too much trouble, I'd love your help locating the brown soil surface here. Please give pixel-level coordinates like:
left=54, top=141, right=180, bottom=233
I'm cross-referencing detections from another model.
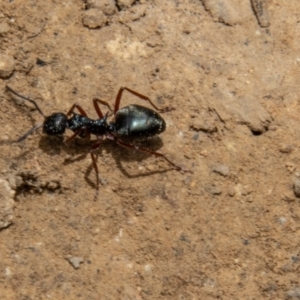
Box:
left=1, top=0, right=300, bottom=299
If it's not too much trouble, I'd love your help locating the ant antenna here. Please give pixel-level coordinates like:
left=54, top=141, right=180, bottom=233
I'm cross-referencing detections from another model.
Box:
left=6, top=86, right=46, bottom=142
left=16, top=123, right=43, bottom=143
left=6, top=85, right=45, bottom=117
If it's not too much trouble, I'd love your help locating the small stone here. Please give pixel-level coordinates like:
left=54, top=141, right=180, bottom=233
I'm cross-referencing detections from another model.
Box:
left=82, top=9, right=107, bottom=29
left=251, top=0, right=270, bottom=28
left=67, top=256, right=84, bottom=269
left=0, top=22, right=10, bottom=35
left=241, top=185, right=253, bottom=196
left=281, top=191, right=295, bottom=202
left=286, top=287, right=300, bottom=299
left=279, top=144, right=294, bottom=154
left=189, top=110, right=217, bottom=134
left=294, top=179, right=300, bottom=198
left=278, top=217, right=287, bottom=225
left=227, top=186, right=236, bottom=197
left=116, top=0, right=135, bottom=10
left=7, top=174, right=17, bottom=191
left=213, top=164, right=230, bottom=177
left=206, top=184, right=222, bottom=195
left=46, top=180, right=61, bottom=190
left=84, top=0, right=117, bottom=16
left=192, top=133, right=199, bottom=140
left=286, top=162, right=296, bottom=173
left=212, top=82, right=271, bottom=133
left=201, top=0, right=251, bottom=26
left=200, top=150, right=209, bottom=157
left=0, top=179, right=16, bottom=229
left=0, top=53, right=15, bottom=79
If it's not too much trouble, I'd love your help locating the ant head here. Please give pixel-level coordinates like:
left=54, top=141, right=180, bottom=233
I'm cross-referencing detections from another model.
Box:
left=43, top=113, right=69, bottom=135
left=6, top=86, right=69, bottom=141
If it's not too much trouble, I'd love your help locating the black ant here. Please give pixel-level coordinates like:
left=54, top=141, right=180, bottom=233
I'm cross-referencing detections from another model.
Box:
left=6, top=86, right=192, bottom=198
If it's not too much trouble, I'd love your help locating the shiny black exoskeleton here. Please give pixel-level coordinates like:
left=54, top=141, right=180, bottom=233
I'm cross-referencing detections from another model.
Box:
left=6, top=86, right=191, bottom=197
left=43, top=104, right=166, bottom=139
left=43, top=112, right=110, bottom=136
left=113, top=105, right=166, bottom=138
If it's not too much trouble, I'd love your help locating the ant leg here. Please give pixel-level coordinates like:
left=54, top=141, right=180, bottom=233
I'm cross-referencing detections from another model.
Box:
left=93, top=98, right=113, bottom=118
left=107, top=134, right=192, bottom=173
left=66, top=103, right=88, bottom=117
left=65, top=104, right=91, bottom=140
left=65, top=128, right=91, bottom=143
left=90, top=136, right=103, bottom=152
left=114, top=87, right=174, bottom=114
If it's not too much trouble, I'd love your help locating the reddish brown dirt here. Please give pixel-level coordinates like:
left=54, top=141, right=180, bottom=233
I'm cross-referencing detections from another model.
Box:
left=1, top=0, right=300, bottom=299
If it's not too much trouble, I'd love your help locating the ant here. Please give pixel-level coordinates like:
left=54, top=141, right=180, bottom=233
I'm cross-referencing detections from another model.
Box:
left=6, top=85, right=192, bottom=198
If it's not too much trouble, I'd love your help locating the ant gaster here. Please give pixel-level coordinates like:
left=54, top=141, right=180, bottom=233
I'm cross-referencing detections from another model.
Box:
left=6, top=86, right=192, bottom=197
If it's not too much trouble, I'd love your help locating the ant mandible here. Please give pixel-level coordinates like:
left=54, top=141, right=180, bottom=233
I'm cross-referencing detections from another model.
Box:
left=6, top=85, right=192, bottom=198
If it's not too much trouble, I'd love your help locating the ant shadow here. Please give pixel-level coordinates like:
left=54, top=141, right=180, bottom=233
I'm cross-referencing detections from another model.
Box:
left=38, top=135, right=172, bottom=190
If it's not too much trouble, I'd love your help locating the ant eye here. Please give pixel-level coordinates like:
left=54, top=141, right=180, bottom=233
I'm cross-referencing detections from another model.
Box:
left=43, top=113, right=68, bottom=135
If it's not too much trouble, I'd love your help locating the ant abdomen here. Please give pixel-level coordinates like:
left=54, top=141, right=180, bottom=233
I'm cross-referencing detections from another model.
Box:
left=113, top=104, right=166, bottom=139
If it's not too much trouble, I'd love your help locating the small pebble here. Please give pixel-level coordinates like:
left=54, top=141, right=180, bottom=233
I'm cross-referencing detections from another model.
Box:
left=0, top=179, right=15, bottom=229
left=144, top=264, right=152, bottom=272
left=281, top=191, right=295, bottom=202
left=82, top=9, right=107, bottom=29
left=286, top=162, right=296, bottom=173
left=190, top=121, right=216, bottom=134
left=116, top=0, right=136, bottom=10
left=84, top=0, right=117, bottom=16
left=278, top=217, right=287, bottom=225
left=0, top=22, right=10, bottom=35
left=192, top=133, right=199, bottom=141
left=7, top=174, right=18, bottom=191
left=207, top=184, right=222, bottom=195
left=286, top=287, right=300, bottom=299
left=280, top=144, right=294, bottom=154
left=67, top=256, right=84, bottom=269
left=213, top=164, right=230, bottom=177
left=251, top=0, right=270, bottom=28
left=201, top=0, right=250, bottom=26
left=46, top=180, right=61, bottom=190
left=241, top=185, right=253, bottom=196
left=227, top=186, right=236, bottom=197
left=0, top=53, right=15, bottom=79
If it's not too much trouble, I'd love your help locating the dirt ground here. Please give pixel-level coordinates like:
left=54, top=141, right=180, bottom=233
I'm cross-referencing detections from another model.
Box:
left=1, top=0, right=300, bottom=299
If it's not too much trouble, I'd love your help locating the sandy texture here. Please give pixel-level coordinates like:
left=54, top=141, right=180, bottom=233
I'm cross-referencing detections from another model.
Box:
left=1, top=0, right=300, bottom=299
